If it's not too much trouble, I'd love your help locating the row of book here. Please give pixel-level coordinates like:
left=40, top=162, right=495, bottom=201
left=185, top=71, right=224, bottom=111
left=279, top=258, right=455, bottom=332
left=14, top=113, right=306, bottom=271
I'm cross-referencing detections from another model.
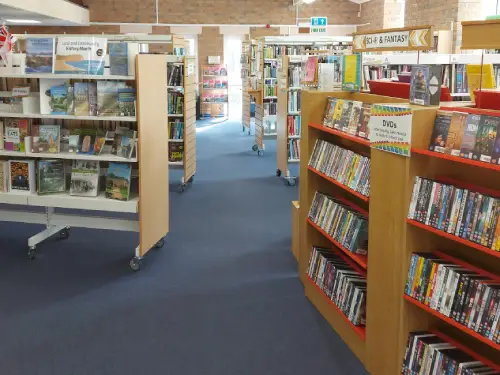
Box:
left=264, top=102, right=277, bottom=116
left=263, top=46, right=284, bottom=59
left=264, top=66, right=277, bottom=79
left=307, top=247, right=366, bottom=326
left=167, top=64, right=184, bottom=87
left=202, top=94, right=228, bottom=103
left=287, top=115, right=301, bottom=137
left=323, top=98, right=371, bottom=140
left=405, top=252, right=500, bottom=343
left=0, top=159, right=133, bottom=201
left=1, top=121, right=136, bottom=159
left=263, top=118, right=277, bottom=135
left=408, top=177, right=500, bottom=251
left=401, top=331, right=499, bottom=375
left=309, top=139, right=371, bottom=198
left=429, top=110, right=500, bottom=165
left=168, top=92, right=184, bottom=115
left=202, top=80, right=228, bottom=89
left=288, top=91, right=300, bottom=113
left=264, top=84, right=277, bottom=97
left=168, top=120, right=184, bottom=140
left=288, top=139, right=300, bottom=160
left=202, top=66, right=227, bottom=77
left=288, top=65, right=301, bottom=87
left=308, top=192, right=368, bottom=255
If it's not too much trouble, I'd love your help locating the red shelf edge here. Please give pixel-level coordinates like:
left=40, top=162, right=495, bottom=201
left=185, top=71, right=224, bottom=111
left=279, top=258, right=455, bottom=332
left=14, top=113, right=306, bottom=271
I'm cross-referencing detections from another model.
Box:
left=308, top=166, right=370, bottom=204
left=434, top=176, right=500, bottom=200
left=406, top=219, right=500, bottom=260
left=403, top=295, right=500, bottom=352
left=305, top=275, right=366, bottom=341
left=307, top=218, right=368, bottom=272
left=430, top=329, right=500, bottom=371
left=432, top=250, right=500, bottom=282
left=309, top=123, right=371, bottom=146
left=411, top=148, right=500, bottom=172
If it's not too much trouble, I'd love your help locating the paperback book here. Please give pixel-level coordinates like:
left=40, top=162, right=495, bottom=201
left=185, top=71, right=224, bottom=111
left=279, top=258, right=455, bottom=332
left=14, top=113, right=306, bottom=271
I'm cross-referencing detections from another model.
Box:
left=70, top=160, right=100, bottom=197
left=341, top=54, right=361, bottom=92
left=39, top=78, right=67, bottom=115
left=36, top=125, right=60, bottom=153
left=117, top=88, right=136, bottom=117
left=9, top=160, right=36, bottom=193
left=4, top=118, right=28, bottom=152
left=78, top=129, right=96, bottom=154
left=38, top=160, right=66, bottom=195
left=117, top=130, right=136, bottom=159
left=473, top=115, right=499, bottom=162
left=460, top=114, right=481, bottom=159
left=428, top=111, right=452, bottom=153
left=25, top=38, right=55, bottom=73
left=93, top=130, right=106, bottom=156
left=50, top=84, right=68, bottom=115
left=444, top=111, right=468, bottom=156
left=97, top=81, right=127, bottom=116
left=169, top=143, right=184, bottom=162
left=109, top=42, right=128, bottom=76
left=105, top=163, right=132, bottom=201
left=68, top=129, right=81, bottom=153
left=55, top=37, right=107, bottom=75
left=74, top=82, right=90, bottom=116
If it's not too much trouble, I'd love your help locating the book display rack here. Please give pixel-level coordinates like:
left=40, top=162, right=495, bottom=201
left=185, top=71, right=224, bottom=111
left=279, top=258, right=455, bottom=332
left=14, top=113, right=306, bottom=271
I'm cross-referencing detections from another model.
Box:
left=0, top=42, right=170, bottom=271
left=167, top=55, right=197, bottom=193
left=299, top=25, right=500, bottom=375
left=200, top=63, right=228, bottom=119
left=241, top=39, right=257, bottom=135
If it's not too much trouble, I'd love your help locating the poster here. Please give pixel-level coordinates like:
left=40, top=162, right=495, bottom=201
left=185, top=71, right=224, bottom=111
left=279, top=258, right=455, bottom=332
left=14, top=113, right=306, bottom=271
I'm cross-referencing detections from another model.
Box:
left=369, top=105, right=412, bottom=157
left=341, top=54, right=361, bottom=92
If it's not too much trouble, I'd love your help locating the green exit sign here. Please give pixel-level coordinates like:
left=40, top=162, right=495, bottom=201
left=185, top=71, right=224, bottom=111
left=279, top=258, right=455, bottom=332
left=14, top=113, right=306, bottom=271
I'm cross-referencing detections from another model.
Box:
left=311, top=27, right=327, bottom=34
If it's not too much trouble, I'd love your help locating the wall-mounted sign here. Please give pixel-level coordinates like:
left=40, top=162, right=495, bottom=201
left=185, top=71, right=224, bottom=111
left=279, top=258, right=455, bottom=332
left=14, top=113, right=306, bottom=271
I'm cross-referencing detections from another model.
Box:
left=369, top=105, right=413, bottom=157
left=208, top=56, right=221, bottom=64
left=352, top=26, right=433, bottom=52
left=310, top=17, right=327, bottom=34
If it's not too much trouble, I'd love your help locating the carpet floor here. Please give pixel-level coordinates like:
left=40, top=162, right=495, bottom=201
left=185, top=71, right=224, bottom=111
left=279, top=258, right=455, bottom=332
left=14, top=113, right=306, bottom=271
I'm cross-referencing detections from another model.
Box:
left=0, top=120, right=369, bottom=375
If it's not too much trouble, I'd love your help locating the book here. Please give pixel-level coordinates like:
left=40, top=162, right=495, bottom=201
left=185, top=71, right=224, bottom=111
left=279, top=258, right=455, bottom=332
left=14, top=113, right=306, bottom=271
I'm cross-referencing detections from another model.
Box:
left=37, top=125, right=60, bottom=153
left=38, top=160, right=66, bottom=195
left=339, top=100, right=353, bottom=132
left=4, top=118, right=28, bottom=152
left=69, top=160, right=100, bottom=197
left=445, top=112, right=468, bottom=156
left=341, top=54, right=361, bottom=92
left=93, top=129, right=106, bottom=156
left=68, top=129, right=81, bottom=153
left=105, top=163, right=132, bottom=201
left=473, top=115, right=499, bottom=163
left=50, top=84, right=68, bottom=115
left=347, top=101, right=363, bottom=135
left=97, top=81, right=127, bottom=116
left=169, top=143, right=184, bottom=162
left=304, top=56, right=318, bottom=83
left=357, top=104, right=371, bottom=139
left=39, top=78, right=67, bottom=115
left=74, top=82, right=90, bottom=116
left=117, top=88, right=136, bottom=117
left=9, top=160, right=35, bottom=193
left=109, top=42, right=128, bottom=76
left=409, top=65, right=442, bottom=106
left=78, top=129, right=96, bottom=154
left=0, top=160, right=7, bottom=192
left=466, top=64, right=496, bottom=101
left=117, top=130, right=136, bottom=159
left=332, top=99, right=344, bottom=129
left=55, top=37, right=107, bottom=75
left=88, top=82, right=98, bottom=116
left=460, top=114, right=481, bottom=159
left=25, top=38, right=55, bottom=73
left=429, top=111, right=452, bottom=153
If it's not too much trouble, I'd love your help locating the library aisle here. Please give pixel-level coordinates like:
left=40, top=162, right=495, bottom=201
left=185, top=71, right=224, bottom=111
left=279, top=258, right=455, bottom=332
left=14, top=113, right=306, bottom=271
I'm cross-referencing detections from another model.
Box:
left=0, top=120, right=367, bottom=375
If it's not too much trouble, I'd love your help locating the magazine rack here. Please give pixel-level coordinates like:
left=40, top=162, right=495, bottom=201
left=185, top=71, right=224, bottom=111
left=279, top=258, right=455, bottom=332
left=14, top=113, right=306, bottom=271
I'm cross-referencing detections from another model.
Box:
left=0, top=53, right=170, bottom=271
left=200, top=63, right=229, bottom=119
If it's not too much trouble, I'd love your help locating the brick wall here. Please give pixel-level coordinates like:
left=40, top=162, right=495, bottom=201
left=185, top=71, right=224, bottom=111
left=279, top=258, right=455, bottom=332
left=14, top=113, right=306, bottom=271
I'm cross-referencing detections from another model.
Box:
left=198, top=27, right=224, bottom=77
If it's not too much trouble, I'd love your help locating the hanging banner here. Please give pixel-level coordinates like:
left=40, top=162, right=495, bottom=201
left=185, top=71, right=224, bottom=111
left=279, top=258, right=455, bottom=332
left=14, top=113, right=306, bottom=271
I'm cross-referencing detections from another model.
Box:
left=369, top=105, right=413, bottom=157
left=352, top=26, right=433, bottom=52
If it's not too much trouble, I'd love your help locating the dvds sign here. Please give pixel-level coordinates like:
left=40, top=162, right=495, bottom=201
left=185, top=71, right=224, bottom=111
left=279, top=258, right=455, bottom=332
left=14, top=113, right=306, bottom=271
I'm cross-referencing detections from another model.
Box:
left=353, top=27, right=432, bottom=52
left=369, top=105, right=413, bottom=157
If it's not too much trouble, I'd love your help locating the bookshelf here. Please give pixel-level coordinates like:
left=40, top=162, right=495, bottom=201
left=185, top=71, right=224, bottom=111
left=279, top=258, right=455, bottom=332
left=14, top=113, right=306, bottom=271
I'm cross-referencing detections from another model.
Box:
left=167, top=55, right=197, bottom=193
left=0, top=53, right=170, bottom=271
left=200, top=63, right=228, bottom=119
left=241, top=39, right=257, bottom=135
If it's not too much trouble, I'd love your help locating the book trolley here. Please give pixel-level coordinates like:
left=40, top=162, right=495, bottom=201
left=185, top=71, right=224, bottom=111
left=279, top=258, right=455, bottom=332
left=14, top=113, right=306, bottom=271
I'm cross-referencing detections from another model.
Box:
left=200, top=63, right=228, bottom=119
left=167, top=55, right=197, bottom=193
left=299, top=25, right=500, bottom=374
left=0, top=37, right=171, bottom=272
left=241, top=39, right=257, bottom=135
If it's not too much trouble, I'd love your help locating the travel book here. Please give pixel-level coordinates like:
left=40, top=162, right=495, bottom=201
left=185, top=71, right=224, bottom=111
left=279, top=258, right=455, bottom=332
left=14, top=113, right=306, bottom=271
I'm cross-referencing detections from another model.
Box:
left=473, top=115, right=499, bottom=162
left=50, top=84, right=68, bottom=115
left=39, top=78, right=68, bottom=115
left=444, top=112, right=468, bottom=156
left=55, top=37, right=107, bottom=75
left=38, top=160, right=66, bottom=195
left=70, top=160, right=100, bottom=197
left=428, top=111, right=453, bottom=153
left=117, top=88, right=136, bottom=117
left=9, top=160, right=36, bottom=193
left=105, top=163, right=132, bottom=201
left=31, top=125, right=60, bottom=153
left=97, top=81, right=127, bottom=116
left=25, top=38, right=55, bottom=73
left=78, top=129, right=96, bottom=154
left=459, top=114, right=481, bottom=159
left=93, top=130, right=106, bottom=156
left=74, top=82, right=90, bottom=116
left=117, top=130, right=136, bottom=159
left=0, top=160, right=7, bottom=192
left=409, top=65, right=442, bottom=106
left=109, top=43, right=128, bottom=76
left=88, top=82, right=98, bottom=116
left=341, top=54, right=361, bottom=92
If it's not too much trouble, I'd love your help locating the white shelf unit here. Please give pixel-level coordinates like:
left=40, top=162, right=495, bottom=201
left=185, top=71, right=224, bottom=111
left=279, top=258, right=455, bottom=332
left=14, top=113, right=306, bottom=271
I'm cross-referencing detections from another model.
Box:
left=200, top=63, right=229, bottom=119
left=0, top=53, right=171, bottom=271
left=1, top=73, right=135, bottom=80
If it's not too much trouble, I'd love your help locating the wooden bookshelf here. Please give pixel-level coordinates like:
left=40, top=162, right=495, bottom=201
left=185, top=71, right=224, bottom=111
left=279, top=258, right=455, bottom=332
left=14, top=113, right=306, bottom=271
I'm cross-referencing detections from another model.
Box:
left=241, top=39, right=255, bottom=135
left=200, top=64, right=228, bottom=119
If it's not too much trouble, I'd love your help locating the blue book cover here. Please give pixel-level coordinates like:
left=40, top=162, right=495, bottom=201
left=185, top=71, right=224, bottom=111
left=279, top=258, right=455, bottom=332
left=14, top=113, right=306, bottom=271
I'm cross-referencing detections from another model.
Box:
left=50, top=85, right=68, bottom=115
left=55, top=37, right=106, bottom=75
left=25, top=38, right=54, bottom=73
left=109, top=42, right=128, bottom=76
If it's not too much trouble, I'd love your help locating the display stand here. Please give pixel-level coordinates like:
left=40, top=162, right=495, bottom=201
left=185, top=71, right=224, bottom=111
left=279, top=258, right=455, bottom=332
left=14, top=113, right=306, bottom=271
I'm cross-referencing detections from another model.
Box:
left=167, top=55, right=197, bottom=192
left=200, top=63, right=228, bottom=119
left=0, top=53, right=170, bottom=271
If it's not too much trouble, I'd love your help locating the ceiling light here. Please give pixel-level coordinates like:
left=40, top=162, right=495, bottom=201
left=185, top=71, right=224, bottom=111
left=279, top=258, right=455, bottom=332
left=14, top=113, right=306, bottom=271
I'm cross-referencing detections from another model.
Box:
left=5, top=19, right=41, bottom=24
left=303, top=0, right=317, bottom=3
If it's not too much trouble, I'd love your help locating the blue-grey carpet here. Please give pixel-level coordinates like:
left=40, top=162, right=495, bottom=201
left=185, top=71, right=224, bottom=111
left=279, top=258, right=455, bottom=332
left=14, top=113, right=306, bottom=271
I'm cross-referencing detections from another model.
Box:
left=0, top=120, right=369, bottom=375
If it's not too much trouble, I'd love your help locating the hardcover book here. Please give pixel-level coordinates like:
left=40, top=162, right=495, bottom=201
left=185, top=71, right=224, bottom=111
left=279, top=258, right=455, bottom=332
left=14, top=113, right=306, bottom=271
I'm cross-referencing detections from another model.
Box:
left=55, top=37, right=107, bottom=75
left=9, top=160, right=35, bottom=193
left=97, top=81, right=126, bottom=116
left=473, top=115, right=499, bottom=162
left=74, top=82, right=90, bottom=116
left=409, top=65, right=442, bottom=106
left=429, top=111, right=452, bottom=153
left=25, top=38, right=55, bottom=73
left=105, top=163, right=132, bottom=201
left=38, top=160, right=66, bottom=195
left=4, top=118, right=28, bottom=152
left=109, top=43, right=128, bottom=76
left=37, top=125, right=60, bottom=153
left=460, top=114, right=481, bottom=159
left=69, top=160, right=100, bottom=197
left=445, top=112, right=468, bottom=156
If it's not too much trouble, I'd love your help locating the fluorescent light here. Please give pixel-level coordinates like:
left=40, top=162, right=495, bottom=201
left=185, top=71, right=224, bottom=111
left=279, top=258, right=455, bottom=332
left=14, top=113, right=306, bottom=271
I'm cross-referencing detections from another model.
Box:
left=303, top=0, right=317, bottom=3
left=5, top=19, right=41, bottom=24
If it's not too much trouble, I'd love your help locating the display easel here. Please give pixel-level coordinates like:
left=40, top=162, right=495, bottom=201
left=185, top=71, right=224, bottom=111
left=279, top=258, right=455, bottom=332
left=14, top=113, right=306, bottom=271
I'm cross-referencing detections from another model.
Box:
left=0, top=48, right=170, bottom=271
left=167, top=55, right=197, bottom=193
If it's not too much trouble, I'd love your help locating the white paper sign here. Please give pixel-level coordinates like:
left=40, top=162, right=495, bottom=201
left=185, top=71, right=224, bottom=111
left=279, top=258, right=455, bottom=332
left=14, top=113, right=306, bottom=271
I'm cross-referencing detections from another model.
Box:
left=12, top=86, right=30, bottom=97
left=369, top=104, right=412, bottom=157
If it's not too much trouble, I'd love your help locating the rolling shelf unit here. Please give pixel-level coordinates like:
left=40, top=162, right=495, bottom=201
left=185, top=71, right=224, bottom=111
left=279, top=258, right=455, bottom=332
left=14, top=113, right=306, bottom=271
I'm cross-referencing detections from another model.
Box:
left=200, top=63, right=228, bottom=119
left=0, top=53, right=170, bottom=271
left=241, top=39, right=257, bottom=135
left=167, top=55, right=197, bottom=193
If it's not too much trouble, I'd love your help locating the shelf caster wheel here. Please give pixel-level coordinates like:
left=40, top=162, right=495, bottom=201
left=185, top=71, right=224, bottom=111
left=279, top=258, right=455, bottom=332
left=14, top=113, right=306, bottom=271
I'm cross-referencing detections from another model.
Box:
left=188, top=176, right=194, bottom=183
left=155, top=238, right=165, bottom=249
left=252, top=144, right=258, bottom=152
left=28, top=246, right=36, bottom=260
left=287, top=178, right=297, bottom=187
left=276, top=169, right=282, bottom=177
left=59, top=227, right=70, bottom=240
left=257, top=149, right=264, bottom=156
left=129, top=257, right=142, bottom=272
left=178, top=184, right=186, bottom=193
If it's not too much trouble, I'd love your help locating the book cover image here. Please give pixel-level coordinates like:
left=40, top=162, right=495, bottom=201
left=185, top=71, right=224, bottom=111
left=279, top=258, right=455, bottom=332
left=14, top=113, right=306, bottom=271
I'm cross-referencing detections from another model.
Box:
left=38, top=125, right=60, bottom=153
left=473, top=115, right=499, bottom=162
left=38, top=160, right=66, bottom=195
left=341, top=54, right=361, bottom=92
left=70, top=160, right=100, bottom=197
left=50, top=85, right=68, bottom=115
left=55, top=37, right=107, bottom=75
left=74, top=82, right=89, bottom=116
left=460, top=114, right=481, bottom=159
left=348, top=101, right=363, bottom=135
left=445, top=112, right=468, bottom=156
left=428, top=111, right=452, bottom=153
left=4, top=118, right=28, bottom=152
left=118, top=88, right=136, bottom=117
left=97, top=82, right=126, bottom=116
left=357, top=104, right=371, bottom=139
left=109, top=43, right=128, bottom=76
left=117, top=130, right=136, bottom=159
left=339, top=101, right=353, bottom=132
left=105, top=163, right=132, bottom=201
left=169, top=143, right=184, bottom=162
left=93, top=130, right=106, bottom=156
left=88, top=82, right=98, bottom=116
left=410, top=65, right=431, bottom=105
left=39, top=78, right=68, bottom=115
left=78, top=129, right=96, bottom=154
left=25, top=38, right=54, bottom=73
left=9, top=160, right=32, bottom=192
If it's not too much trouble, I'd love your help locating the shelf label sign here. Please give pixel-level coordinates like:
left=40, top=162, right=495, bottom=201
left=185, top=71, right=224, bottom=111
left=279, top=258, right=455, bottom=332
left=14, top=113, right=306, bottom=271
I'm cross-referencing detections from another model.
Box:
left=310, top=17, right=327, bottom=34
left=353, top=27, right=432, bottom=52
left=369, top=105, right=412, bottom=157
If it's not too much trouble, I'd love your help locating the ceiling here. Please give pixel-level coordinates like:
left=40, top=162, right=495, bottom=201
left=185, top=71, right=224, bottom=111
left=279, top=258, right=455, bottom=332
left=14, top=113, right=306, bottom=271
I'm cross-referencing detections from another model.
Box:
left=0, top=0, right=89, bottom=26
